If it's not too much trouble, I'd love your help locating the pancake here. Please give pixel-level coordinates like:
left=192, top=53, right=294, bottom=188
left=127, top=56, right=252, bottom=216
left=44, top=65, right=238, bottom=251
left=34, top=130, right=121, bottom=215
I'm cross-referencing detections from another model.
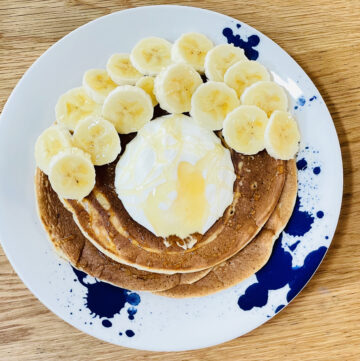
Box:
left=35, top=169, right=210, bottom=291
left=157, top=160, right=297, bottom=297
left=179, top=267, right=212, bottom=284
left=35, top=159, right=295, bottom=294
left=62, top=133, right=286, bottom=274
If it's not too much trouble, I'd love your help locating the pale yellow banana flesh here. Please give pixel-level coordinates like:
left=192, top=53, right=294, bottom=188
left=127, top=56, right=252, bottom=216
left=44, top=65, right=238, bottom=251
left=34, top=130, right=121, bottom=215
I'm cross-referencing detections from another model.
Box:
left=265, top=110, right=300, bottom=160
left=154, top=63, right=203, bottom=113
left=72, top=116, right=121, bottom=166
left=172, top=32, right=214, bottom=72
left=224, top=60, right=270, bottom=98
left=83, top=69, right=117, bottom=104
left=48, top=147, right=96, bottom=200
left=241, top=81, right=288, bottom=118
left=204, top=44, right=247, bottom=82
left=130, top=37, right=172, bottom=75
left=102, top=85, right=153, bottom=134
left=55, top=87, right=101, bottom=131
left=136, top=76, right=158, bottom=106
left=190, top=81, right=239, bottom=130
left=34, top=125, right=72, bottom=174
left=107, top=54, right=142, bottom=85
left=223, top=105, right=268, bottom=155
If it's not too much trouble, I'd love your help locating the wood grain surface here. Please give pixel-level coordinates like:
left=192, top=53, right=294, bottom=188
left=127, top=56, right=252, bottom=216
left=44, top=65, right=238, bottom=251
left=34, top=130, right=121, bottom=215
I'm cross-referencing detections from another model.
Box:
left=1, top=1, right=359, bottom=360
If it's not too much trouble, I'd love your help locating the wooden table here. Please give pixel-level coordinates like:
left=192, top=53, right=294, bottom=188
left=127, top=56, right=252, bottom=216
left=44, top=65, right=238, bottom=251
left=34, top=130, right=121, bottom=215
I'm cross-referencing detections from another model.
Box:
left=0, top=1, right=359, bottom=359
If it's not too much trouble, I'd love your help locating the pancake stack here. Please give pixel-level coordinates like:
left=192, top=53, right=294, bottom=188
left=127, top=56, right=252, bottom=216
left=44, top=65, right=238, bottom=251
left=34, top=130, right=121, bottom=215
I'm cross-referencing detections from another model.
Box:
left=34, top=33, right=300, bottom=297
left=36, top=131, right=297, bottom=297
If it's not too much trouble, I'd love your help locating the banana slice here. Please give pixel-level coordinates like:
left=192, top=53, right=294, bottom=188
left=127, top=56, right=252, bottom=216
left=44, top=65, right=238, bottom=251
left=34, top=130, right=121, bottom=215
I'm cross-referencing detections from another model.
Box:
left=154, top=63, right=202, bottom=113
left=102, top=85, right=153, bottom=134
left=241, top=80, right=288, bottom=117
left=48, top=147, right=95, bottom=200
left=55, top=87, right=101, bottom=131
left=136, top=76, right=158, bottom=106
left=106, top=53, right=142, bottom=85
left=264, top=110, right=300, bottom=160
left=34, top=125, right=72, bottom=174
left=83, top=69, right=117, bottom=104
left=130, top=37, right=172, bottom=75
left=172, top=32, right=214, bottom=73
left=204, top=44, right=247, bottom=81
left=223, top=105, right=268, bottom=155
left=190, top=81, right=239, bottom=130
left=73, top=116, right=121, bottom=166
left=224, top=60, right=270, bottom=98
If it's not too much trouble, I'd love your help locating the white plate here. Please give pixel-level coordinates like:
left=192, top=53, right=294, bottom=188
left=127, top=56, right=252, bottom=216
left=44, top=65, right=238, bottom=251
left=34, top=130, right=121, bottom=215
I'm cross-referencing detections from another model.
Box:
left=0, top=5, right=342, bottom=351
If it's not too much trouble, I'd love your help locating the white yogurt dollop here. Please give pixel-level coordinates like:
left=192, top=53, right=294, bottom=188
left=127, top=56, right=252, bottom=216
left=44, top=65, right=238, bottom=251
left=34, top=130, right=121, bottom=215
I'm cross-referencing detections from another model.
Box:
left=115, top=114, right=236, bottom=240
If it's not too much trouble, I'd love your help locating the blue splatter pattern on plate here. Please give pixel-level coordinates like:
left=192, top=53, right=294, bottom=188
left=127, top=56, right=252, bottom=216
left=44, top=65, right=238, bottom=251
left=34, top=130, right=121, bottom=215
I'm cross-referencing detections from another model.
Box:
left=71, top=267, right=140, bottom=337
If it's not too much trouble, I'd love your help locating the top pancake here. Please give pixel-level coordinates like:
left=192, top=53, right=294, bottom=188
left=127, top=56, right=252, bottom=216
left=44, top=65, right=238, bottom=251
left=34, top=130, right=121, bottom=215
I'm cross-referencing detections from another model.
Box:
left=62, top=133, right=286, bottom=274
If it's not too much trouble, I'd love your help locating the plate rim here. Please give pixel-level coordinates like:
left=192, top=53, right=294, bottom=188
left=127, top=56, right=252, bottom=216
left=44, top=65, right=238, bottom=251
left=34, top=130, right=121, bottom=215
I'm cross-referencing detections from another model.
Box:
left=0, top=4, right=343, bottom=351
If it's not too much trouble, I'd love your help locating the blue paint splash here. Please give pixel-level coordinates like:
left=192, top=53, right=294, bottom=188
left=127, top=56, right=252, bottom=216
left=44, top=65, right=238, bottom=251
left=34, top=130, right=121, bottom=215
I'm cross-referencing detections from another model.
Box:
left=238, top=155, right=327, bottom=312
left=102, top=319, right=112, bottom=328
left=125, top=330, right=135, bottom=337
left=289, top=240, right=301, bottom=251
left=295, top=95, right=317, bottom=109
left=284, top=196, right=314, bottom=237
left=238, top=234, right=327, bottom=311
left=222, top=27, right=260, bottom=60
left=294, top=96, right=306, bottom=110
left=313, top=166, right=321, bottom=175
left=72, top=267, right=140, bottom=336
left=297, top=96, right=306, bottom=106
left=127, top=307, right=137, bottom=320
left=296, top=158, right=307, bottom=171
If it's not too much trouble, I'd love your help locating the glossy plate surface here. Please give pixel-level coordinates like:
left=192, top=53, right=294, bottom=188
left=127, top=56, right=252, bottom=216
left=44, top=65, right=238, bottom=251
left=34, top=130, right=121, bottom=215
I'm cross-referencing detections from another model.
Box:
left=0, top=5, right=342, bottom=351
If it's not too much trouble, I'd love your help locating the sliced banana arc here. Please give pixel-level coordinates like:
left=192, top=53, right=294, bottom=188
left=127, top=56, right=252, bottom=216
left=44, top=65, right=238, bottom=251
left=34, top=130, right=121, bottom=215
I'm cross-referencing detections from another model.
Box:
left=190, top=81, right=239, bottom=130
left=241, top=80, right=288, bottom=117
left=83, top=69, right=117, bottom=104
left=130, top=37, right=172, bottom=76
left=204, top=44, right=247, bottom=82
left=136, top=76, right=158, bottom=106
left=172, top=32, right=214, bottom=73
left=154, top=63, right=202, bottom=113
left=102, top=85, right=153, bottom=134
left=223, top=105, right=268, bottom=155
left=224, top=60, right=270, bottom=98
left=106, top=53, right=142, bottom=85
left=48, top=147, right=96, bottom=200
left=34, top=125, right=72, bottom=174
left=73, top=116, right=121, bottom=166
left=55, top=87, right=101, bottom=131
left=265, top=110, right=300, bottom=160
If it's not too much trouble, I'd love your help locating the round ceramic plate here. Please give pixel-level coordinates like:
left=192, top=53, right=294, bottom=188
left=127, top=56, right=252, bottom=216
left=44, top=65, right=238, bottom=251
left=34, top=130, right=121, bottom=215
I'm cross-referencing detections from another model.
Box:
left=0, top=5, right=342, bottom=351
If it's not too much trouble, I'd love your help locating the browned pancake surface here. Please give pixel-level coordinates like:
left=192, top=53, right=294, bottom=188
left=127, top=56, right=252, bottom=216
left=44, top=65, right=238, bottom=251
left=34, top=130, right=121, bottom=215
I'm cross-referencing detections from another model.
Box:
left=157, top=160, right=297, bottom=297
left=63, top=134, right=286, bottom=273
